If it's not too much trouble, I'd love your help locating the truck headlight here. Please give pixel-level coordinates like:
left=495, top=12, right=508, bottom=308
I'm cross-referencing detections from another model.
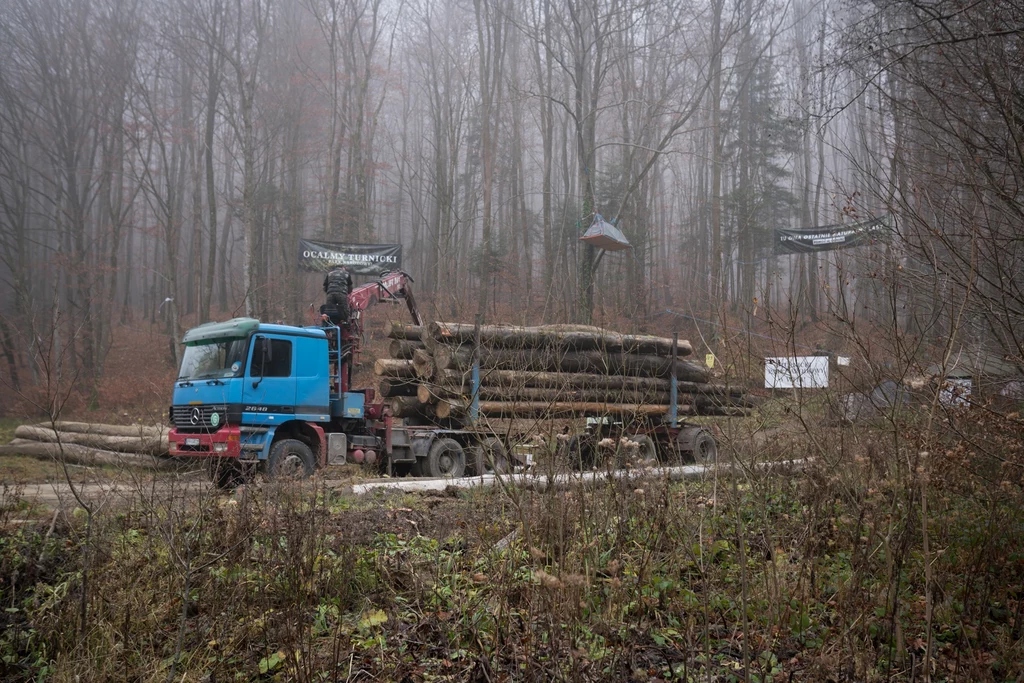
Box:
left=213, top=443, right=228, bottom=453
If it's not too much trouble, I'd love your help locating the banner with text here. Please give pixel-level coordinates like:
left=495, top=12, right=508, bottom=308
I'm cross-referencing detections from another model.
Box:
left=774, top=215, right=892, bottom=254
left=298, top=240, right=403, bottom=275
left=765, top=356, right=830, bottom=389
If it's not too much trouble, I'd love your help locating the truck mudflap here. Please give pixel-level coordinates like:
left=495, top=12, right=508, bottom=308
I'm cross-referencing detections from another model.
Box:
left=168, top=426, right=242, bottom=458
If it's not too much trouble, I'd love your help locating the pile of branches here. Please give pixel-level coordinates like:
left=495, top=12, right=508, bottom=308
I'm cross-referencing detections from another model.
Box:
left=374, top=322, right=756, bottom=422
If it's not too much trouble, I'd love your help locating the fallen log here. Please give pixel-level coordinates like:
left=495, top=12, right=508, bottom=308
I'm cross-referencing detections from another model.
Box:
left=383, top=321, right=423, bottom=341
left=426, top=321, right=694, bottom=357
left=16, top=425, right=168, bottom=455
left=434, top=368, right=743, bottom=397
left=350, top=460, right=810, bottom=495
left=388, top=339, right=425, bottom=360
left=0, top=440, right=183, bottom=471
left=432, top=346, right=710, bottom=382
left=40, top=421, right=168, bottom=439
left=373, top=358, right=418, bottom=379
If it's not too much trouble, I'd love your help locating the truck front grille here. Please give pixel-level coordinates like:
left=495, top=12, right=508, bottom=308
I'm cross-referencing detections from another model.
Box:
left=171, top=404, right=228, bottom=432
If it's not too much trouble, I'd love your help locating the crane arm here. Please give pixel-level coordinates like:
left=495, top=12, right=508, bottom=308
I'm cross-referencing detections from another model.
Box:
left=347, top=270, right=422, bottom=326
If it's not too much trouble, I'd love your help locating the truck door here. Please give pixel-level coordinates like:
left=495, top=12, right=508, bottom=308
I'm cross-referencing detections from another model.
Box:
left=241, top=335, right=297, bottom=424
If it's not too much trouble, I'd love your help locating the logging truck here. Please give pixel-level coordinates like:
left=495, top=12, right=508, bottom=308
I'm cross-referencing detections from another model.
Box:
left=167, top=270, right=720, bottom=486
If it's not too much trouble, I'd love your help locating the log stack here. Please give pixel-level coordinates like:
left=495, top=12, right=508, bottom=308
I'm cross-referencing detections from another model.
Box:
left=376, top=321, right=756, bottom=421
left=1, top=421, right=182, bottom=471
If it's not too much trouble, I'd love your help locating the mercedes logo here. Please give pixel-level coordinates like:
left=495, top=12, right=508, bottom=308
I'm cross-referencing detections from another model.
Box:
left=190, top=407, right=201, bottom=425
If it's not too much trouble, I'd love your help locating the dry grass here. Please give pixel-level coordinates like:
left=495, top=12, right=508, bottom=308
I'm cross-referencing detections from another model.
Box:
left=0, top=409, right=1021, bottom=681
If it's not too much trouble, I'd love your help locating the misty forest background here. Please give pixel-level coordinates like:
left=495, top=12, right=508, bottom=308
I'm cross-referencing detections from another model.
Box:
left=0, top=0, right=1021, bottom=395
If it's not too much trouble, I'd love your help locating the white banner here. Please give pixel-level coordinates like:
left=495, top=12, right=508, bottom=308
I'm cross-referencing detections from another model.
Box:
left=765, top=356, right=829, bottom=389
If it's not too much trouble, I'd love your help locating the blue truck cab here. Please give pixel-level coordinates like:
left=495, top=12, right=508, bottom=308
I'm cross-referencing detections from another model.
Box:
left=168, top=290, right=514, bottom=485
left=167, top=317, right=369, bottom=483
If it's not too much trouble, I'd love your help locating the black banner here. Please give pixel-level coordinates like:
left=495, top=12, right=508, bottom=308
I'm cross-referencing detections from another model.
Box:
left=298, top=239, right=402, bottom=275
left=774, top=215, right=892, bottom=254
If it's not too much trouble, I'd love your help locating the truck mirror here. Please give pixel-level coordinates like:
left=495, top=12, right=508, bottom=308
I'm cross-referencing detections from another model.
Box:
left=252, top=336, right=268, bottom=388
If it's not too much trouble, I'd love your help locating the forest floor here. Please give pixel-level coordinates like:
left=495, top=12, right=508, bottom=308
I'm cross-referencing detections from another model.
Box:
left=0, top=406, right=1022, bottom=681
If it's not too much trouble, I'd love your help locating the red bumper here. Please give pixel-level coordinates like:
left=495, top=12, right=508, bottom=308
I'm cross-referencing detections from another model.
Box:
left=168, top=426, right=242, bottom=458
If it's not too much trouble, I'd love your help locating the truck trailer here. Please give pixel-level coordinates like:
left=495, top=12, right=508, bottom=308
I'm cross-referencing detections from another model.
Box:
left=167, top=270, right=717, bottom=485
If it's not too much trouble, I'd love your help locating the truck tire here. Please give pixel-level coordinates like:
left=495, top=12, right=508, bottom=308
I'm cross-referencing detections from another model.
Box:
left=424, top=438, right=466, bottom=478
left=469, top=437, right=509, bottom=476
left=561, top=435, right=596, bottom=471
left=208, top=458, right=244, bottom=489
left=266, top=439, right=316, bottom=481
left=677, top=427, right=717, bottom=465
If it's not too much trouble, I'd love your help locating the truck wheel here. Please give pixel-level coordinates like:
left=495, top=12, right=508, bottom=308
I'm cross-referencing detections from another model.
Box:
left=691, top=430, right=717, bottom=464
left=677, top=427, right=717, bottom=465
left=562, top=435, right=596, bottom=471
left=470, top=437, right=509, bottom=475
left=425, top=438, right=466, bottom=478
left=266, top=439, right=316, bottom=481
left=208, top=459, right=243, bottom=489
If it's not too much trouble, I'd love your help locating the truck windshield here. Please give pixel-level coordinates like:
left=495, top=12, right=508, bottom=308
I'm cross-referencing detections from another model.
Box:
left=178, top=338, right=250, bottom=380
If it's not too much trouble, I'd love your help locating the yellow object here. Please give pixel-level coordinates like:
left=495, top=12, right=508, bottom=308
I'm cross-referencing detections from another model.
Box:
left=705, top=353, right=716, bottom=368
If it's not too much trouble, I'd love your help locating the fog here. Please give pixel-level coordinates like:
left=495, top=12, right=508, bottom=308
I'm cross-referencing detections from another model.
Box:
left=0, top=0, right=1021, bottom=381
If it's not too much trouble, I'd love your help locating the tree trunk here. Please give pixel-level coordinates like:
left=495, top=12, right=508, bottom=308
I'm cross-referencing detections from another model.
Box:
left=425, top=321, right=693, bottom=356
left=388, top=339, right=425, bottom=359
left=420, top=383, right=756, bottom=408
left=432, top=368, right=743, bottom=396
left=442, top=400, right=698, bottom=419
left=431, top=346, right=710, bottom=382
left=0, top=440, right=181, bottom=471
left=373, top=358, right=418, bottom=378
left=40, top=421, right=167, bottom=438
left=379, top=379, right=421, bottom=397
left=15, top=425, right=169, bottom=455
left=383, top=321, right=424, bottom=340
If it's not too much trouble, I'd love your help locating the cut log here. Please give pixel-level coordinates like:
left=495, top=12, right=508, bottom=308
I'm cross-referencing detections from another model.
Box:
left=434, top=368, right=742, bottom=397
left=432, top=346, right=709, bottom=382
left=389, top=396, right=434, bottom=418
left=15, top=425, right=168, bottom=455
left=426, top=321, right=693, bottom=357
left=434, top=400, right=458, bottom=419
left=388, top=339, right=425, bottom=359
left=40, top=421, right=168, bottom=439
left=0, top=440, right=183, bottom=471
left=420, top=384, right=757, bottom=408
left=411, top=348, right=436, bottom=379
left=373, top=358, right=417, bottom=378
left=379, top=379, right=421, bottom=398
left=383, top=321, right=423, bottom=341
left=448, top=400, right=697, bottom=419
left=417, top=384, right=441, bottom=405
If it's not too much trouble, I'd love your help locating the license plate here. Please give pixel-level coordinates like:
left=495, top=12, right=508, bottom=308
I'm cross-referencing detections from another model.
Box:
left=185, top=438, right=200, bottom=447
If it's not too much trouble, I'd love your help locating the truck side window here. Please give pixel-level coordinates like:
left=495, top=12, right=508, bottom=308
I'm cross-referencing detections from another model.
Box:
left=250, top=338, right=293, bottom=378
